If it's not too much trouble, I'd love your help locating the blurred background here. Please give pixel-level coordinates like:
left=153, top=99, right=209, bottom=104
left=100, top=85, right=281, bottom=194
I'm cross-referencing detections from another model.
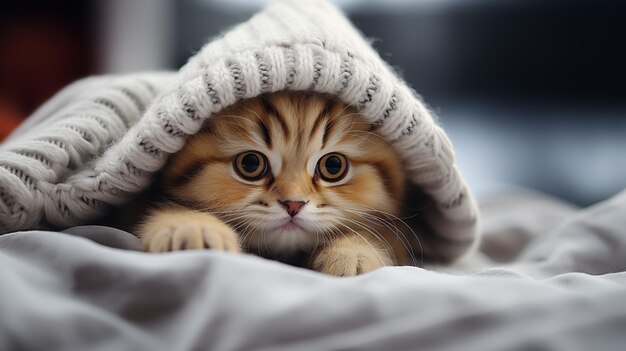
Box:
left=1, top=0, right=625, bottom=206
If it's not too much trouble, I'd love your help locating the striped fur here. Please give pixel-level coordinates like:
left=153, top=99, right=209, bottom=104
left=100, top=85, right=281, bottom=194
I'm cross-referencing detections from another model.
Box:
left=139, top=92, right=411, bottom=275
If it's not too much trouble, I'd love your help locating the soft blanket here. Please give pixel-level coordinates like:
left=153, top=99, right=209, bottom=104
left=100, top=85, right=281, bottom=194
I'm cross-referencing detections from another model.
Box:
left=1, top=190, right=625, bottom=350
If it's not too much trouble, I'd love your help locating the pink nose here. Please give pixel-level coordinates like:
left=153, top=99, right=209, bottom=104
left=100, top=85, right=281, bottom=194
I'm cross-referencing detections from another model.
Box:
left=279, top=200, right=306, bottom=217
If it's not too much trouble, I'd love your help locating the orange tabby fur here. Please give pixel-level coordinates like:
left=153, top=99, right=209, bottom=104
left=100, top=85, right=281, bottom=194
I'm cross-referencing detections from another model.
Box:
left=138, top=92, right=409, bottom=276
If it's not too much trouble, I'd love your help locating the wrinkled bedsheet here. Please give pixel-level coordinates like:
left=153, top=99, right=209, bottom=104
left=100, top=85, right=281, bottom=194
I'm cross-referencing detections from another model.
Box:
left=1, top=189, right=626, bottom=351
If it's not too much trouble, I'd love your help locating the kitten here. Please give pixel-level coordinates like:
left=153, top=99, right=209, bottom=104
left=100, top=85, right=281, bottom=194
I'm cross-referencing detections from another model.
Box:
left=138, top=91, right=411, bottom=276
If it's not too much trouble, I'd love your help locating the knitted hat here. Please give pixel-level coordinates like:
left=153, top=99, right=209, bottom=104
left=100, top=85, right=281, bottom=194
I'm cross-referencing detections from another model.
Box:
left=0, top=0, right=479, bottom=261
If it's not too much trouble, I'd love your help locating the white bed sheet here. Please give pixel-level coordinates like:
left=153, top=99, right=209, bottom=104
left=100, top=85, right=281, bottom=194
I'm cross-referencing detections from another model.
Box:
left=1, top=189, right=625, bottom=351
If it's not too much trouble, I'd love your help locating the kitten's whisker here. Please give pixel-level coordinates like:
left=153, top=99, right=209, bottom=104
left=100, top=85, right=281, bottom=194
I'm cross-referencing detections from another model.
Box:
left=219, top=215, right=254, bottom=228
left=343, top=206, right=423, bottom=266
left=239, top=219, right=260, bottom=253
left=364, top=214, right=418, bottom=267
left=232, top=218, right=252, bottom=236
left=346, top=207, right=422, bottom=265
left=343, top=204, right=417, bottom=221
left=228, top=219, right=250, bottom=232
left=318, top=218, right=343, bottom=247
left=232, top=218, right=253, bottom=248
left=338, top=217, right=397, bottom=265
left=342, top=209, right=419, bottom=266
left=326, top=218, right=388, bottom=266
left=345, top=206, right=421, bottom=258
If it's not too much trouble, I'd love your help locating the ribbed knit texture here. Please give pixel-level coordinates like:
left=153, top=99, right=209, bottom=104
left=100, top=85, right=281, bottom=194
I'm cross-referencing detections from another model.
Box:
left=0, top=0, right=479, bottom=261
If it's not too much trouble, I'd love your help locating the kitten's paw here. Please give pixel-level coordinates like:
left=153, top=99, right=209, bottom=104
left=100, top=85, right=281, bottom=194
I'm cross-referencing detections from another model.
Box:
left=310, top=237, right=391, bottom=276
left=140, top=211, right=240, bottom=253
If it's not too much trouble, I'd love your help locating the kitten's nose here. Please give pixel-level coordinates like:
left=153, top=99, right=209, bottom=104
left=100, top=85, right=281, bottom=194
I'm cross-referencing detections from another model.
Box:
left=279, top=200, right=306, bottom=217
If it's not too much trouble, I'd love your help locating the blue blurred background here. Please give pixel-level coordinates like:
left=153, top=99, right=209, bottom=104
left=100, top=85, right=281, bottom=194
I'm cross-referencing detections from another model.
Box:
left=1, top=0, right=625, bottom=206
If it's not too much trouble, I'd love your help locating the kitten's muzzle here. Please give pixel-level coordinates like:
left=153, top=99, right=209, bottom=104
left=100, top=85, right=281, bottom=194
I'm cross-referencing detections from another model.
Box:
left=279, top=200, right=307, bottom=217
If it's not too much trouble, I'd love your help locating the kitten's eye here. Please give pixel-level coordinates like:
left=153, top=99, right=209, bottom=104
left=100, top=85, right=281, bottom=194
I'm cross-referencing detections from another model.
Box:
left=234, top=151, right=269, bottom=181
left=316, top=153, right=349, bottom=182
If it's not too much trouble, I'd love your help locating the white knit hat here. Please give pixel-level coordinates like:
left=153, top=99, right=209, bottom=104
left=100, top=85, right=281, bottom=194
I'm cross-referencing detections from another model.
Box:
left=0, top=0, right=479, bottom=261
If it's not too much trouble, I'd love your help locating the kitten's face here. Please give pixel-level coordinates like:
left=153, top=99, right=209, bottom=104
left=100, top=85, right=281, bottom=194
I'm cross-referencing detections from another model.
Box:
left=164, top=92, right=405, bottom=255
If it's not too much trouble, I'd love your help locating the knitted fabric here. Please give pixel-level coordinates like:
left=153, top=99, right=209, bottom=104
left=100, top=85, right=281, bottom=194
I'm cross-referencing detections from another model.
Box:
left=0, top=0, right=479, bottom=261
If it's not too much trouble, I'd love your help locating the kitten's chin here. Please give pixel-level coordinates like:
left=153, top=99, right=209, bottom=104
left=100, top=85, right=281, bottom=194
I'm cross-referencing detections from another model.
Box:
left=243, top=220, right=323, bottom=256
